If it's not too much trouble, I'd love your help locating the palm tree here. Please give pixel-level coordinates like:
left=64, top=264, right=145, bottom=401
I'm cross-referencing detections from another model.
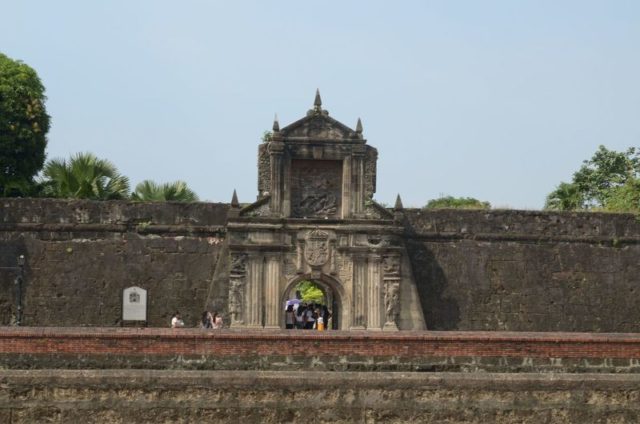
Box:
left=544, top=182, right=584, bottom=211
left=41, top=152, right=130, bottom=200
left=131, top=180, right=198, bottom=202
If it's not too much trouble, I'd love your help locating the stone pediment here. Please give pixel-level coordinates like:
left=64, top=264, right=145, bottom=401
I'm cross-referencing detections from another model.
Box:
left=280, top=112, right=360, bottom=141
left=277, top=90, right=363, bottom=141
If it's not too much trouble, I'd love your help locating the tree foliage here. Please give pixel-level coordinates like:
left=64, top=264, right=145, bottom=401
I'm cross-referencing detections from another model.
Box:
left=545, top=146, right=640, bottom=212
left=295, top=280, right=325, bottom=304
left=131, top=180, right=198, bottom=202
left=424, top=196, right=491, bottom=210
left=0, top=53, right=50, bottom=196
left=41, top=152, right=130, bottom=200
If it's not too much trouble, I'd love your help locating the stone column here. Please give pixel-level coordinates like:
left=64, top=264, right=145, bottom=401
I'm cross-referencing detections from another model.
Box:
left=269, top=141, right=285, bottom=216
left=341, top=156, right=352, bottom=219
left=352, top=145, right=365, bottom=216
left=367, top=254, right=382, bottom=330
left=264, top=254, right=281, bottom=329
left=246, top=256, right=264, bottom=328
left=351, top=255, right=367, bottom=330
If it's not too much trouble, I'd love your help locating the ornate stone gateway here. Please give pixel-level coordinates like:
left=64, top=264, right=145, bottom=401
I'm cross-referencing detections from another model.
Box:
left=226, top=92, right=426, bottom=330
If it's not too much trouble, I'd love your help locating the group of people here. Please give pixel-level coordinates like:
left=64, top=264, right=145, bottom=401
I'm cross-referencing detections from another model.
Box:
left=200, top=310, right=224, bottom=329
left=170, top=310, right=224, bottom=329
left=285, top=303, right=331, bottom=330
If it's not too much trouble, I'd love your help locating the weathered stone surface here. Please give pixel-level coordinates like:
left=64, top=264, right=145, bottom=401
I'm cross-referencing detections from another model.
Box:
left=2, top=370, right=640, bottom=423
left=0, top=199, right=228, bottom=327
left=404, top=209, right=640, bottom=332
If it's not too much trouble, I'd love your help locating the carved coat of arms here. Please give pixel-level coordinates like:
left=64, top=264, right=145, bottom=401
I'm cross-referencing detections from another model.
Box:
left=304, top=230, right=330, bottom=267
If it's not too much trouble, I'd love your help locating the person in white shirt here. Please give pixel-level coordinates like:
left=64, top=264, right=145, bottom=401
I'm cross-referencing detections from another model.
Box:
left=171, top=311, right=185, bottom=328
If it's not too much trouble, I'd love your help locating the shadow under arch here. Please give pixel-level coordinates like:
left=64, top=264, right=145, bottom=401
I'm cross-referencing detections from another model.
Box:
left=281, top=273, right=347, bottom=330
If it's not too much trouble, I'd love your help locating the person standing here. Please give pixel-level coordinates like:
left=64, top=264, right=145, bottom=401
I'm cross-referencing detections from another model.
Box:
left=200, top=311, right=213, bottom=329
left=295, top=305, right=306, bottom=329
left=285, top=305, right=295, bottom=329
left=316, top=309, right=325, bottom=331
left=305, top=306, right=315, bottom=330
left=212, top=312, right=223, bottom=329
left=171, top=312, right=185, bottom=328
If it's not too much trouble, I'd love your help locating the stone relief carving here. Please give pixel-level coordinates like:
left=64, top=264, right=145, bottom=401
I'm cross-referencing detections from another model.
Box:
left=243, top=201, right=271, bottom=217
left=229, top=277, right=245, bottom=325
left=296, top=193, right=337, bottom=217
left=364, top=148, right=378, bottom=198
left=286, top=116, right=352, bottom=139
left=304, top=229, right=330, bottom=267
left=291, top=160, right=342, bottom=218
left=257, top=144, right=271, bottom=197
left=384, top=281, right=400, bottom=326
left=283, top=257, right=297, bottom=280
left=230, top=254, right=247, bottom=275
left=383, top=255, right=401, bottom=276
left=354, top=234, right=401, bottom=248
left=338, top=255, right=352, bottom=285
left=363, top=202, right=385, bottom=219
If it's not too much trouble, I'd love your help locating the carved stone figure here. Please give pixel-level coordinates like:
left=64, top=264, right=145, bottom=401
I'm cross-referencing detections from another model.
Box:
left=230, top=254, right=247, bottom=275
left=384, top=281, right=400, bottom=325
left=229, top=277, right=244, bottom=324
left=383, top=255, right=401, bottom=276
left=291, top=160, right=342, bottom=218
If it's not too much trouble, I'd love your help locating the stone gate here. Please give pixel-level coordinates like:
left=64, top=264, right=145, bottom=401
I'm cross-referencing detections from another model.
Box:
left=226, top=92, right=426, bottom=330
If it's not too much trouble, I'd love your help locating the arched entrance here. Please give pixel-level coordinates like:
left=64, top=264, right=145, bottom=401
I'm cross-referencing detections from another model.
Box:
left=281, top=274, right=346, bottom=330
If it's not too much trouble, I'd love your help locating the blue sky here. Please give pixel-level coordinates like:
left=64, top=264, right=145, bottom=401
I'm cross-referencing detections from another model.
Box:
left=3, top=1, right=639, bottom=208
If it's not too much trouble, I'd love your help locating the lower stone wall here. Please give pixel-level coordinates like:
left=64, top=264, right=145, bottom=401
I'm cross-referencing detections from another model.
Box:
left=2, top=327, right=640, bottom=373
left=2, top=369, right=639, bottom=423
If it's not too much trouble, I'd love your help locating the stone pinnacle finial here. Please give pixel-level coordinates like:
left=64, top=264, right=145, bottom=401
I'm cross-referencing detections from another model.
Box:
left=394, top=194, right=404, bottom=211
left=231, top=189, right=239, bottom=208
left=356, top=117, right=363, bottom=134
left=272, top=114, right=280, bottom=132
left=314, top=89, right=322, bottom=108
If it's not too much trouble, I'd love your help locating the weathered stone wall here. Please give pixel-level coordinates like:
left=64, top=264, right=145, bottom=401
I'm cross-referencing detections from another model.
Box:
left=3, top=199, right=640, bottom=331
left=2, top=369, right=640, bottom=423
left=405, top=209, right=640, bottom=332
left=0, top=199, right=228, bottom=327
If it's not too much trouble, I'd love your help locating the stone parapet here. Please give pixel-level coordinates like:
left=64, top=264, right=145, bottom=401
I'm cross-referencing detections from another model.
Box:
left=2, top=327, right=640, bottom=373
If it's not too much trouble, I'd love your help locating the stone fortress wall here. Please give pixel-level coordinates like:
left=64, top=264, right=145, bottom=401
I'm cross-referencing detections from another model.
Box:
left=4, top=95, right=640, bottom=422
left=3, top=327, right=640, bottom=422
left=0, top=198, right=228, bottom=327
left=1, top=198, right=639, bottom=331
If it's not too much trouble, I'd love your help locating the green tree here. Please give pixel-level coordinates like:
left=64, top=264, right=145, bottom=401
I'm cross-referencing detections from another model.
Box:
left=131, top=180, right=199, bottom=202
left=424, top=196, right=490, bottom=209
left=545, top=146, right=640, bottom=212
left=544, top=182, right=584, bottom=211
left=41, top=152, right=130, bottom=200
left=0, top=53, right=50, bottom=196
left=295, top=280, right=325, bottom=304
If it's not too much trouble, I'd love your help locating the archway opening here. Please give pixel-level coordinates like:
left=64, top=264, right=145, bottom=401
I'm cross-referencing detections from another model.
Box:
left=283, top=278, right=340, bottom=330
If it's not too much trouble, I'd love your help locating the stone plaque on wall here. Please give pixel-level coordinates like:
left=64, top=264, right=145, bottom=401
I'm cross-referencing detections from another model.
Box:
left=122, top=286, right=147, bottom=322
left=291, top=159, right=342, bottom=218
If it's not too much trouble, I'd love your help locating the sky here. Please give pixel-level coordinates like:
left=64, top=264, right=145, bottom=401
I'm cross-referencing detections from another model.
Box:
left=2, top=1, right=639, bottom=209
